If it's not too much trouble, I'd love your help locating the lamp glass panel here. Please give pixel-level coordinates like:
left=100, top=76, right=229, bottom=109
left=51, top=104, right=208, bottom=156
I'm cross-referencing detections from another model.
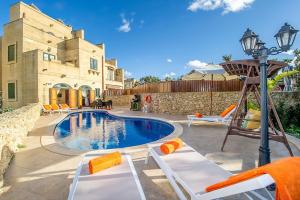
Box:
left=241, top=41, right=246, bottom=51
left=282, top=32, right=289, bottom=47
left=276, top=35, right=282, bottom=48
left=290, top=32, right=296, bottom=46
left=251, top=37, right=257, bottom=49
left=245, top=37, right=251, bottom=50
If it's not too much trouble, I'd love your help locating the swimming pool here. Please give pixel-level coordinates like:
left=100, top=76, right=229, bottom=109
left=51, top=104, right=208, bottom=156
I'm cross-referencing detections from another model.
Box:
left=54, top=111, right=174, bottom=150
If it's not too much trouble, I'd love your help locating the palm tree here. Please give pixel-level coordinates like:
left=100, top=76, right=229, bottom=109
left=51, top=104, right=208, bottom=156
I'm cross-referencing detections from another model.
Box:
left=222, top=54, right=232, bottom=62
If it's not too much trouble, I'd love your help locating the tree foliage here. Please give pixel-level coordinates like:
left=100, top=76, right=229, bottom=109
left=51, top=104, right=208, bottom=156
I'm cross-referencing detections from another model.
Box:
left=222, top=54, right=232, bottom=62
left=268, top=70, right=300, bottom=91
left=139, top=76, right=161, bottom=84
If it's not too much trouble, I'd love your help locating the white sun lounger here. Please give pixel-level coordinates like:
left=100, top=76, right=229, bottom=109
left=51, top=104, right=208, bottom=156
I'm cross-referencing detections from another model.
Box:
left=146, top=142, right=274, bottom=200
left=187, top=108, right=236, bottom=127
left=68, top=153, right=146, bottom=200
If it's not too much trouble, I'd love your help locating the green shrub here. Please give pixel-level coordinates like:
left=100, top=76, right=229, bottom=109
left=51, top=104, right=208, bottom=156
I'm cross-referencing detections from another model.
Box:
left=274, top=101, right=300, bottom=138
left=247, top=100, right=260, bottom=111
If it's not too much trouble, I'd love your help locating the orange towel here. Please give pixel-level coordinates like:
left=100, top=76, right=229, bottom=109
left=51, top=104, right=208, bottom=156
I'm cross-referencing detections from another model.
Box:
left=160, top=138, right=183, bottom=154
left=51, top=104, right=60, bottom=110
left=43, top=105, right=52, bottom=111
left=195, top=113, right=203, bottom=118
left=206, top=157, right=300, bottom=200
left=89, top=152, right=122, bottom=174
left=220, top=104, right=236, bottom=117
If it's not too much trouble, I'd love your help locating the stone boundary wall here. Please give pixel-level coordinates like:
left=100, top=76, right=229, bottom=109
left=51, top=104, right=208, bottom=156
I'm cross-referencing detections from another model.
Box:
left=106, top=95, right=134, bottom=107
left=0, top=103, right=41, bottom=187
left=141, top=92, right=241, bottom=115
left=106, top=91, right=300, bottom=116
left=106, top=92, right=241, bottom=115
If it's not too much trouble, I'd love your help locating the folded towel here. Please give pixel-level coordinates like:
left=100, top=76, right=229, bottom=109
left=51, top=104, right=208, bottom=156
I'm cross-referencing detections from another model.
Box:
left=195, top=113, right=203, bottom=118
left=160, top=138, right=183, bottom=154
left=89, top=152, right=122, bottom=174
left=206, top=157, right=300, bottom=200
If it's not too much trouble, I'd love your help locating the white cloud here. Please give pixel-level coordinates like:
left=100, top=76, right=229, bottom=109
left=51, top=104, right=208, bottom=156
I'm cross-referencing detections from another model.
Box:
left=124, top=70, right=133, bottom=78
left=186, top=60, right=208, bottom=69
left=282, top=49, right=294, bottom=56
left=186, top=59, right=224, bottom=73
left=118, top=14, right=132, bottom=32
left=167, top=58, right=172, bottom=63
left=164, top=72, right=176, bottom=78
left=139, top=20, right=145, bottom=28
left=187, top=0, right=255, bottom=14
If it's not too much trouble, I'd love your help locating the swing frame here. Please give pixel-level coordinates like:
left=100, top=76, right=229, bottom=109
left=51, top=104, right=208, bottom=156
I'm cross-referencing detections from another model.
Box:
left=220, top=59, right=293, bottom=156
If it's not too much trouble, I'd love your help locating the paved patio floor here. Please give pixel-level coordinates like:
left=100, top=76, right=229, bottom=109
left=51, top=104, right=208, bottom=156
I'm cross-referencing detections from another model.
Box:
left=1, top=107, right=299, bottom=200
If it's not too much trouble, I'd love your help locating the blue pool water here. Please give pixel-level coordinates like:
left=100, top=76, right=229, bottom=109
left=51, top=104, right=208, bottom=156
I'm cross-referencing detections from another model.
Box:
left=54, top=111, right=174, bottom=150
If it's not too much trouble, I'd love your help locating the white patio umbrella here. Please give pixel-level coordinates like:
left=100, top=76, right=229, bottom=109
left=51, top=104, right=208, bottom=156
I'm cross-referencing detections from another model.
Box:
left=194, top=64, right=225, bottom=115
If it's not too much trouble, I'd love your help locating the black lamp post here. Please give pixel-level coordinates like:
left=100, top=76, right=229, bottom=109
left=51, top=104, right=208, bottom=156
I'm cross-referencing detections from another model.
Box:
left=240, top=23, right=298, bottom=166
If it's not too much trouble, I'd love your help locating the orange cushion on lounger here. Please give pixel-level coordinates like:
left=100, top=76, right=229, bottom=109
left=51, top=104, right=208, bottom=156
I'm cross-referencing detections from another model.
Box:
left=43, top=105, right=52, bottom=111
left=195, top=113, right=203, bottom=118
left=160, top=138, right=183, bottom=154
left=220, top=105, right=236, bottom=117
left=51, top=104, right=60, bottom=110
left=60, top=104, right=69, bottom=109
left=89, top=152, right=122, bottom=174
left=206, top=157, right=300, bottom=200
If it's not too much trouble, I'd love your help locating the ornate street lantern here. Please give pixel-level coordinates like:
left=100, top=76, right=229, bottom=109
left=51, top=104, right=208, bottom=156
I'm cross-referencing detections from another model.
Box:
left=240, top=28, right=259, bottom=55
left=275, top=23, right=299, bottom=52
left=239, top=23, right=298, bottom=166
left=254, top=39, right=265, bottom=50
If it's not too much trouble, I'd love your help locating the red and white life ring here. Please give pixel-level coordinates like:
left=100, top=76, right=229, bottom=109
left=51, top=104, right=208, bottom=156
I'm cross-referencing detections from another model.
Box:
left=145, top=95, right=152, bottom=103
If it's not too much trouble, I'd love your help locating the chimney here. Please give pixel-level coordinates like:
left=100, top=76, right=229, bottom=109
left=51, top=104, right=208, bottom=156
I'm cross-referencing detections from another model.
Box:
left=72, top=29, right=84, bottom=39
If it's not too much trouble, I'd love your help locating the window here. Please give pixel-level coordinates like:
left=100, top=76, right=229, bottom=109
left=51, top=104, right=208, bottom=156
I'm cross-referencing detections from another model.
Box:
left=107, top=69, right=114, bottom=81
left=90, top=58, right=98, bottom=70
left=95, top=88, right=101, bottom=98
left=8, top=81, right=17, bottom=100
left=43, top=53, right=56, bottom=61
left=8, top=44, right=16, bottom=62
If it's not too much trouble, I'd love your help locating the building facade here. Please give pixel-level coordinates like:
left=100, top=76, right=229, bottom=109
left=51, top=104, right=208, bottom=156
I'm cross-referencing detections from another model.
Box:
left=0, top=2, right=124, bottom=109
left=105, top=59, right=124, bottom=90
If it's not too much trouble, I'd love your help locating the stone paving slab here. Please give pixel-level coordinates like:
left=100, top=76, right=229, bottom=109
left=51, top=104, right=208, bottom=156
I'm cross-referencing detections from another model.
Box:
left=1, top=107, right=299, bottom=200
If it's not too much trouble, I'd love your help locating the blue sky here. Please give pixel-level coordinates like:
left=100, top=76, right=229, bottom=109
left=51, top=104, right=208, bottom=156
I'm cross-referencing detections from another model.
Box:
left=1, top=0, right=300, bottom=79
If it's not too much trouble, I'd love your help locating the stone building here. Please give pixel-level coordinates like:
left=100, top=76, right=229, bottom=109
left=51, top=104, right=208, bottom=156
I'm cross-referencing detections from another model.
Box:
left=124, top=78, right=137, bottom=89
left=0, top=2, right=124, bottom=109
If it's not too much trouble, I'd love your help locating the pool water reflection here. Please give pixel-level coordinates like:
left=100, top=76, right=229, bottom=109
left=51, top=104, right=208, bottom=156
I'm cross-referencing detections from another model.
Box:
left=54, top=111, right=174, bottom=150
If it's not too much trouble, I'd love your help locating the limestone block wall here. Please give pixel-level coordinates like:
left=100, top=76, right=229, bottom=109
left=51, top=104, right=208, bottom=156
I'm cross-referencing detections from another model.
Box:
left=140, top=92, right=240, bottom=115
left=106, top=95, right=134, bottom=107
left=105, top=92, right=241, bottom=115
left=0, top=103, right=41, bottom=187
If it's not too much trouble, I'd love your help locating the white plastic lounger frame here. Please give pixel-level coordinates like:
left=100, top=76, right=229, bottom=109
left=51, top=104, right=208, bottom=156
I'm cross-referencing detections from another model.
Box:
left=187, top=108, right=236, bottom=127
left=146, top=143, right=274, bottom=200
left=68, top=153, right=146, bottom=200
left=59, top=104, right=71, bottom=113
